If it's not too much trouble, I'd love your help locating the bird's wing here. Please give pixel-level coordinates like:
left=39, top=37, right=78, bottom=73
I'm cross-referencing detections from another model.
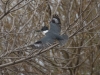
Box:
left=28, top=33, right=55, bottom=49
left=55, top=34, right=68, bottom=46
left=49, top=14, right=61, bottom=34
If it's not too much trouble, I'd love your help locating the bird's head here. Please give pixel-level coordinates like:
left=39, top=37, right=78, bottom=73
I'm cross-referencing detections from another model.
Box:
left=41, top=26, right=49, bottom=35
left=36, top=26, right=49, bottom=35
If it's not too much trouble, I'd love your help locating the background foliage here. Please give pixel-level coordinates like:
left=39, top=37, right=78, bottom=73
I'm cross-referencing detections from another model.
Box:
left=0, top=0, right=100, bottom=75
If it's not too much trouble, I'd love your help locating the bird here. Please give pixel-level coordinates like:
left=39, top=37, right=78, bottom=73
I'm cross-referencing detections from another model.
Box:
left=28, top=15, right=68, bottom=49
left=36, top=25, right=49, bottom=36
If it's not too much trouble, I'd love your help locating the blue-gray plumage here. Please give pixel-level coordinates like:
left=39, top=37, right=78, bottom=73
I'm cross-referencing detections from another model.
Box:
left=49, top=15, right=61, bottom=34
left=29, top=15, right=68, bottom=49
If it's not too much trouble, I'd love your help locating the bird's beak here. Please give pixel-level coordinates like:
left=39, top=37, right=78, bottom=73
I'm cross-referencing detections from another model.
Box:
left=35, top=30, right=41, bottom=32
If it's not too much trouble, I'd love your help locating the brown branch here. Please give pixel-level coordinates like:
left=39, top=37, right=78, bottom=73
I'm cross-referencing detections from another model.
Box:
left=0, top=43, right=58, bottom=68
left=0, top=0, right=24, bottom=20
left=69, top=14, right=100, bottom=38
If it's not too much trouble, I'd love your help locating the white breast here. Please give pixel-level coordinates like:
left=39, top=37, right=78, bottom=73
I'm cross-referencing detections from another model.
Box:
left=42, top=30, right=48, bottom=35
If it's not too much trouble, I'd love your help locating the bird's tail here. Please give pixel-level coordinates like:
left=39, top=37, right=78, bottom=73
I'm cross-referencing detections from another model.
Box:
left=27, top=44, right=35, bottom=49
left=59, top=34, right=68, bottom=46
left=27, top=44, right=42, bottom=49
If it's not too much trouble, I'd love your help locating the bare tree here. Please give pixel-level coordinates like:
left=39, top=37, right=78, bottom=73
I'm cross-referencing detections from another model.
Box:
left=0, top=0, right=100, bottom=75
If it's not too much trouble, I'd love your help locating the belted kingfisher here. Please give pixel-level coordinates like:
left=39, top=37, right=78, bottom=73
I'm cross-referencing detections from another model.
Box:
left=29, top=15, right=68, bottom=49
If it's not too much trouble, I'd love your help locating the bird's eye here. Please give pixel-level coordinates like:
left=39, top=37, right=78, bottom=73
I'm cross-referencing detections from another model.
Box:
left=35, top=41, right=42, bottom=44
